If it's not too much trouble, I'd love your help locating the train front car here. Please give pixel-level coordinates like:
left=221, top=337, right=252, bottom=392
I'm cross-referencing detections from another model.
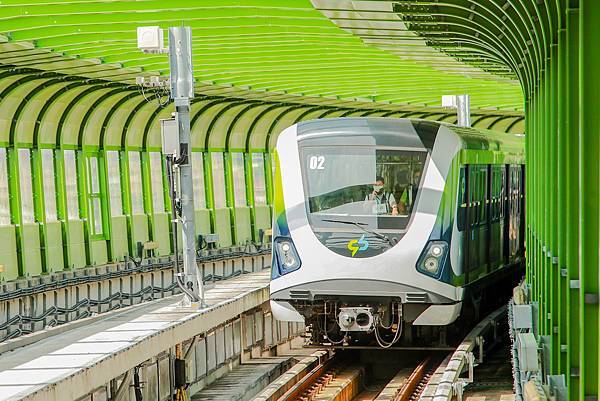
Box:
left=269, top=118, right=523, bottom=347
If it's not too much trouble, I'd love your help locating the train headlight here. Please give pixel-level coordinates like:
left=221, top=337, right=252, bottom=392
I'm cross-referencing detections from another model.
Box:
left=431, top=245, right=443, bottom=257
left=424, top=257, right=439, bottom=272
left=274, top=237, right=302, bottom=274
left=417, top=241, right=448, bottom=277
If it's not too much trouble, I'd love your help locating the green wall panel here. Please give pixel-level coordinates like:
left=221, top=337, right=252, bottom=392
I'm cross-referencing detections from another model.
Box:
left=213, top=208, right=232, bottom=248
left=234, top=206, right=252, bottom=245
left=152, top=212, right=171, bottom=256
left=66, top=220, right=87, bottom=269
left=20, top=223, right=42, bottom=277
left=254, top=205, right=271, bottom=240
left=89, top=240, right=108, bottom=266
left=110, top=216, right=128, bottom=261
left=195, top=209, right=211, bottom=236
left=44, top=221, right=64, bottom=273
left=130, top=213, right=149, bottom=252
left=0, top=226, right=18, bottom=281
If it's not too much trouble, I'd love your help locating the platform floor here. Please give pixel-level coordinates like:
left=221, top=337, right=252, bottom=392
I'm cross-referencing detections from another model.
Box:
left=0, top=270, right=271, bottom=401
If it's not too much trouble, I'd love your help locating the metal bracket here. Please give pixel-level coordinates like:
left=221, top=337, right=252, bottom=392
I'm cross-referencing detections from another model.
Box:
left=466, top=351, right=475, bottom=383
left=452, top=381, right=467, bottom=401
left=584, top=293, right=599, bottom=304
left=475, top=336, right=484, bottom=364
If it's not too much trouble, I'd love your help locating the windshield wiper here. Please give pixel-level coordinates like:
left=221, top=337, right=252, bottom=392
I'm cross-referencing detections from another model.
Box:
left=321, top=219, right=394, bottom=246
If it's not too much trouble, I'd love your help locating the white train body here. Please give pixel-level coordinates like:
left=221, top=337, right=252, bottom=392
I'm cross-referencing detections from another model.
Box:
left=269, top=118, right=524, bottom=346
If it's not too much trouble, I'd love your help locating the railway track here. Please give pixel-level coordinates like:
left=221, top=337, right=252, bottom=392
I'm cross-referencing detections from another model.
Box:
left=256, top=351, right=440, bottom=401
left=254, top=306, right=514, bottom=401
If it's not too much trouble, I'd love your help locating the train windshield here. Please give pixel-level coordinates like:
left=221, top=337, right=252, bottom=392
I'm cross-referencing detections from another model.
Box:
left=300, top=144, right=427, bottom=256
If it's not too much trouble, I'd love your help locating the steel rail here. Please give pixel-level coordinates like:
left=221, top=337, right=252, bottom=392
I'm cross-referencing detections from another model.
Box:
left=393, top=358, right=432, bottom=401
left=277, top=351, right=337, bottom=401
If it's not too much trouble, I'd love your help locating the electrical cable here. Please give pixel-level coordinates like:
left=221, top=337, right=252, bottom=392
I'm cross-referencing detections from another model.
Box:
left=0, top=247, right=268, bottom=304
left=373, top=304, right=403, bottom=348
left=322, top=301, right=345, bottom=345
left=377, top=302, right=398, bottom=330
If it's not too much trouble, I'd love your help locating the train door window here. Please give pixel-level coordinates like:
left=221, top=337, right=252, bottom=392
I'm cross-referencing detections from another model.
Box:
left=480, top=167, right=488, bottom=224
left=41, top=149, right=58, bottom=222
left=252, top=153, right=267, bottom=206
left=457, top=166, right=467, bottom=231
left=211, top=152, right=227, bottom=209
left=87, top=155, right=104, bottom=236
left=0, top=148, right=10, bottom=225
left=18, top=149, right=35, bottom=223
left=498, top=166, right=506, bottom=221
left=468, top=166, right=479, bottom=227
left=64, top=150, right=80, bottom=220
left=149, top=152, right=165, bottom=213
left=231, top=153, right=247, bottom=207
left=192, top=152, right=206, bottom=209
left=516, top=167, right=522, bottom=215
left=106, top=151, right=123, bottom=216
left=490, top=167, right=497, bottom=221
left=128, top=151, right=144, bottom=214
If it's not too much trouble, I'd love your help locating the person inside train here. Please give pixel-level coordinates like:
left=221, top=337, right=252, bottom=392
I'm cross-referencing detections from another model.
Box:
left=364, top=176, right=398, bottom=215
left=399, top=170, right=422, bottom=214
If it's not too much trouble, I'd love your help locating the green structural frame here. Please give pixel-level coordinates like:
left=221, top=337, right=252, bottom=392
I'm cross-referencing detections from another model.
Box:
left=0, top=62, right=525, bottom=283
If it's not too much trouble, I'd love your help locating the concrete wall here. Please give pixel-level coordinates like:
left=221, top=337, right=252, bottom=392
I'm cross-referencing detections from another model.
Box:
left=75, top=304, right=304, bottom=401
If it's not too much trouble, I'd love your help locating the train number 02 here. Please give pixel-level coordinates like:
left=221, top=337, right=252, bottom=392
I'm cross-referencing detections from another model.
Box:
left=309, top=156, right=325, bottom=170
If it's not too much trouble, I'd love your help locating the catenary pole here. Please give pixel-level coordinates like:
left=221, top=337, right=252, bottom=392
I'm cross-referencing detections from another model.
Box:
left=168, top=26, right=203, bottom=306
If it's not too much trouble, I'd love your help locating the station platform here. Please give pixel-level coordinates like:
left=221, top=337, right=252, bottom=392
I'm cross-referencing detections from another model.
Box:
left=0, top=270, right=272, bottom=401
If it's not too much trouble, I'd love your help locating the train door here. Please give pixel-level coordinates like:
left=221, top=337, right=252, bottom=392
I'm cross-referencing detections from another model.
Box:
left=519, top=164, right=526, bottom=257
left=467, top=165, right=487, bottom=278
left=477, top=166, right=489, bottom=275
left=490, top=166, right=505, bottom=270
left=508, top=165, right=520, bottom=261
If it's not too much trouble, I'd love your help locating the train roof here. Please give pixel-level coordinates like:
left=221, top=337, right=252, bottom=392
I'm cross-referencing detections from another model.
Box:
left=295, top=117, right=524, bottom=156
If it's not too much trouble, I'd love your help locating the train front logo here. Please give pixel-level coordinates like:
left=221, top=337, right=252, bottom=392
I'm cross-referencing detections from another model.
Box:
left=347, top=235, right=369, bottom=257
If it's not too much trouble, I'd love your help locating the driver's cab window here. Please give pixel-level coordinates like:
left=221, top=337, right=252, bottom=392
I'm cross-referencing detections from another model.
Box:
left=302, top=147, right=427, bottom=230
left=364, top=151, right=425, bottom=217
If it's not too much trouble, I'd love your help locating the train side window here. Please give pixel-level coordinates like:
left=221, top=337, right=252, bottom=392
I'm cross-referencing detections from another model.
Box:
left=0, top=148, right=10, bottom=225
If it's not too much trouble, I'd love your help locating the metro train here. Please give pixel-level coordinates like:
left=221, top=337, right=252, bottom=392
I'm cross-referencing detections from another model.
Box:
left=269, top=118, right=525, bottom=347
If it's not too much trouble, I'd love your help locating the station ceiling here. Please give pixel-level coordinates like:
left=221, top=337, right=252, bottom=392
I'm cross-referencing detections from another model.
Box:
left=0, top=0, right=526, bottom=150
left=0, top=0, right=523, bottom=111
